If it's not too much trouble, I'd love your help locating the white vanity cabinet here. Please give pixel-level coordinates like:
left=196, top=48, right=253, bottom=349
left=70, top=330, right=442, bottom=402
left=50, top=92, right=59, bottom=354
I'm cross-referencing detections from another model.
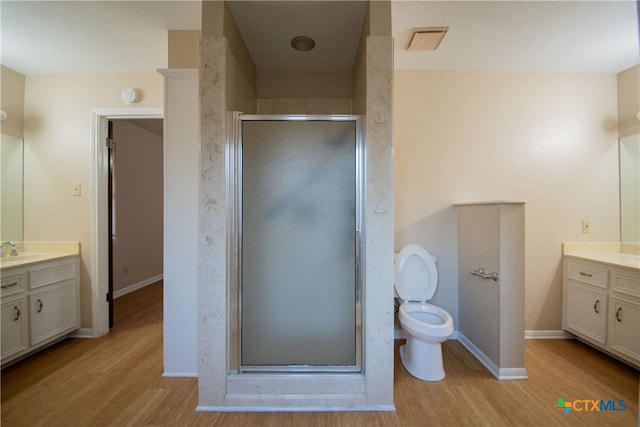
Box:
left=1, top=256, right=80, bottom=366
left=563, top=256, right=639, bottom=368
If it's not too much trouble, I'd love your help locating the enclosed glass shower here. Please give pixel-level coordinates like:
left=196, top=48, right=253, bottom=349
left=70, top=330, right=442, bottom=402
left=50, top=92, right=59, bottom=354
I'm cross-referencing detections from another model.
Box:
left=228, top=115, right=364, bottom=373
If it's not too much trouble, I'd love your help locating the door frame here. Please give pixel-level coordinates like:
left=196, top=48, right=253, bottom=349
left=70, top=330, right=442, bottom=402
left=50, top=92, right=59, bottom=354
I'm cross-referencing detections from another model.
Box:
left=90, top=108, right=163, bottom=337
left=229, top=114, right=365, bottom=372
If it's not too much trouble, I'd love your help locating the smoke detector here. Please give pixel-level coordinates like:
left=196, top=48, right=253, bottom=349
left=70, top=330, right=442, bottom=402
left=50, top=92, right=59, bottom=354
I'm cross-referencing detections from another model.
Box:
left=406, top=27, right=448, bottom=51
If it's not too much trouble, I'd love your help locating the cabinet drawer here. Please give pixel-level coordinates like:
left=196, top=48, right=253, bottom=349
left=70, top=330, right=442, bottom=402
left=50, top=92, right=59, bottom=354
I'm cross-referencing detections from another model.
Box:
left=566, top=281, right=608, bottom=344
left=611, top=268, right=640, bottom=298
left=567, top=261, right=608, bottom=289
left=1, top=270, right=26, bottom=297
left=29, top=259, right=76, bottom=290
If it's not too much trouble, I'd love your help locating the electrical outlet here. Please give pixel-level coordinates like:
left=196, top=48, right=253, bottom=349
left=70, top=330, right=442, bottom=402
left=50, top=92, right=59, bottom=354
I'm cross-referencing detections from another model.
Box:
left=582, top=220, right=591, bottom=234
left=73, top=183, right=81, bottom=196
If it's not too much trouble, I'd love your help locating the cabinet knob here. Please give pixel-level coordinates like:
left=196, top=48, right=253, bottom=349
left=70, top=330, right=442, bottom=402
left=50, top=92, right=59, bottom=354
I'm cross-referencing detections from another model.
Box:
left=37, top=299, right=43, bottom=313
left=579, top=271, right=593, bottom=278
left=13, top=306, right=20, bottom=321
left=593, top=299, right=600, bottom=314
left=616, top=307, right=623, bottom=322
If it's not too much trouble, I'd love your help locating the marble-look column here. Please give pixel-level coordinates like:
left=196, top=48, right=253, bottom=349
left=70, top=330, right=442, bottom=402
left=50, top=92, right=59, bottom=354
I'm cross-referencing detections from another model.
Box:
left=362, top=36, right=395, bottom=407
left=198, top=36, right=229, bottom=407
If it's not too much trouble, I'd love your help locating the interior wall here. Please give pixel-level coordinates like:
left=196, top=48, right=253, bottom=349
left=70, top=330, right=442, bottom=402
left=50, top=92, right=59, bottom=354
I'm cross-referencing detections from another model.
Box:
left=111, top=119, right=163, bottom=295
left=168, top=30, right=201, bottom=69
left=617, top=64, right=640, bottom=138
left=257, top=71, right=352, bottom=114
left=457, top=202, right=526, bottom=377
left=257, top=71, right=352, bottom=98
left=223, top=1, right=257, bottom=113
left=394, top=69, right=620, bottom=332
left=1, top=66, right=25, bottom=138
left=161, top=69, right=199, bottom=376
left=23, top=72, right=163, bottom=328
left=257, top=98, right=352, bottom=115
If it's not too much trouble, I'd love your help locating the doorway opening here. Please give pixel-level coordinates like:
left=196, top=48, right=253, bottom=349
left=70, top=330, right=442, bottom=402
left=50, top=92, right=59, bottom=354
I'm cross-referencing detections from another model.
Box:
left=91, top=108, right=163, bottom=337
left=107, top=118, right=163, bottom=327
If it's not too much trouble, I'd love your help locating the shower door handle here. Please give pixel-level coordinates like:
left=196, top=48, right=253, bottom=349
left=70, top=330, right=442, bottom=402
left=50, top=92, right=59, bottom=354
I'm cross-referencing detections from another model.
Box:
left=355, top=230, right=361, bottom=302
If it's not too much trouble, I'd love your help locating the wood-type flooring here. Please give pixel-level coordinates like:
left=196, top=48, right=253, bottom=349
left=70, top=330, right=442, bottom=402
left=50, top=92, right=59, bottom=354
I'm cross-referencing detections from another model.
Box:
left=2, top=281, right=638, bottom=426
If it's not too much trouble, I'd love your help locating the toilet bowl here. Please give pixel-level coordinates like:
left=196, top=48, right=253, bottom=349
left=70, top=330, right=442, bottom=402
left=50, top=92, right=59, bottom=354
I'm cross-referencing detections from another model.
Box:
left=395, top=244, right=454, bottom=381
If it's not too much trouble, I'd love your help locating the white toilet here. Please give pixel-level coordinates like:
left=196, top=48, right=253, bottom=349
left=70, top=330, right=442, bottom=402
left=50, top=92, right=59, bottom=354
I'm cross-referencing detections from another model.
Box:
left=395, top=244, right=454, bottom=381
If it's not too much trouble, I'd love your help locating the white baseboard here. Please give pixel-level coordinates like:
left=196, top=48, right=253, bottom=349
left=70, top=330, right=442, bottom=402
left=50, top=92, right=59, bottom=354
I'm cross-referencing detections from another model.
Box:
left=70, top=328, right=95, bottom=338
left=457, top=332, right=528, bottom=380
left=163, top=372, right=198, bottom=378
left=114, top=274, right=163, bottom=299
left=525, top=330, right=574, bottom=339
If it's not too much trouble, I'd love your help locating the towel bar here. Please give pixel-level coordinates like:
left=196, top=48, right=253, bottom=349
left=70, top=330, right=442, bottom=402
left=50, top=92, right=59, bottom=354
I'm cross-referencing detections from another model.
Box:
left=471, top=267, right=499, bottom=281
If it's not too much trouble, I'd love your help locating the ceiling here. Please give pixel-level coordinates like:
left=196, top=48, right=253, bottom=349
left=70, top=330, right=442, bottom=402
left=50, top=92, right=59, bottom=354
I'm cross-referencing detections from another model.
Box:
left=1, top=1, right=638, bottom=76
left=227, top=1, right=368, bottom=71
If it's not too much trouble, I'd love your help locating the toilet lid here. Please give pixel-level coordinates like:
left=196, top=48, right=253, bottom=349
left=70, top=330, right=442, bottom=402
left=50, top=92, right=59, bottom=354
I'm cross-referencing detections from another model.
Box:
left=394, top=244, right=438, bottom=302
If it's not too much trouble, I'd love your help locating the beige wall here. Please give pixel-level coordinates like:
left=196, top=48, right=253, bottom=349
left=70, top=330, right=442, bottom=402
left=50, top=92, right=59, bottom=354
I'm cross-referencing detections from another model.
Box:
left=394, top=70, right=620, bottom=331
left=168, top=30, right=201, bottom=69
left=1, top=66, right=25, bottom=138
left=223, top=2, right=257, bottom=113
left=257, top=71, right=352, bottom=98
left=617, top=64, right=640, bottom=138
left=23, top=72, right=163, bottom=328
left=111, top=119, right=163, bottom=294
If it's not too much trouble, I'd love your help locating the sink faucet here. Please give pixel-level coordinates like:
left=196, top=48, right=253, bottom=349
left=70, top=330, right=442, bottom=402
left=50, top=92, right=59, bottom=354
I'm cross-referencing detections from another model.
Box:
left=1, top=241, right=18, bottom=257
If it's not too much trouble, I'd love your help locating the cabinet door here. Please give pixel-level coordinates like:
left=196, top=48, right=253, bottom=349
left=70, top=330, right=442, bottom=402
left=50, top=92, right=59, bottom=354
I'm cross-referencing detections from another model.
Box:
left=1, top=297, right=29, bottom=361
left=609, top=297, right=639, bottom=364
left=29, top=280, right=78, bottom=346
left=566, top=281, right=607, bottom=344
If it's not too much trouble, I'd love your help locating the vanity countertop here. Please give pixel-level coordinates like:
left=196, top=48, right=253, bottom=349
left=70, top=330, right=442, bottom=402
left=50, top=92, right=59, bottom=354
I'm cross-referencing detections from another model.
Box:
left=1, top=241, right=80, bottom=270
left=563, top=242, right=640, bottom=270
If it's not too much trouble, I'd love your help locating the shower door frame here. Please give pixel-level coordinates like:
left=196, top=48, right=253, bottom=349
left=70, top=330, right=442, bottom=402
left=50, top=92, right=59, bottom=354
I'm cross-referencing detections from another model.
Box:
left=227, top=113, right=365, bottom=374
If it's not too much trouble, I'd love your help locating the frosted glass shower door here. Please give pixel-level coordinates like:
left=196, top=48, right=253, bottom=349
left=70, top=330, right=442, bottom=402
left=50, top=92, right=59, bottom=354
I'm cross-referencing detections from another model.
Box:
left=241, top=119, right=359, bottom=369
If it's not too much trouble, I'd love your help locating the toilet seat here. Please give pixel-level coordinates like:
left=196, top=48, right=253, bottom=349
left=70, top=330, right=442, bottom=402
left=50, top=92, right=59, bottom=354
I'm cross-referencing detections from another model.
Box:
left=399, top=303, right=453, bottom=339
left=394, top=244, right=438, bottom=302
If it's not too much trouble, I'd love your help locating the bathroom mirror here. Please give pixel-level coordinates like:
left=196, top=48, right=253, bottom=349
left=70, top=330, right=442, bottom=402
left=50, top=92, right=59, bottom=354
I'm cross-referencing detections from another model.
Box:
left=619, top=133, right=640, bottom=242
left=1, top=133, right=24, bottom=242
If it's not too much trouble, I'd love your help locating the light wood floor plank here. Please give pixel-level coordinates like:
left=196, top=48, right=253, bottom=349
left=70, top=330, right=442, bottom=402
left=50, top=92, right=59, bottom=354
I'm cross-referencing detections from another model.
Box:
left=2, top=281, right=638, bottom=426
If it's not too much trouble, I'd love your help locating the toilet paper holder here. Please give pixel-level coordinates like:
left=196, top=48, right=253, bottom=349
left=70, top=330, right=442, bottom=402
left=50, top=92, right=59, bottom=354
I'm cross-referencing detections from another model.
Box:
left=471, top=267, right=499, bottom=281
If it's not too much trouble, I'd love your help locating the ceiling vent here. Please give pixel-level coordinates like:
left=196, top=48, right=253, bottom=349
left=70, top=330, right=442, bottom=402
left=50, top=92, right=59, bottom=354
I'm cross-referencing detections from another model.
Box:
left=406, top=27, right=448, bottom=51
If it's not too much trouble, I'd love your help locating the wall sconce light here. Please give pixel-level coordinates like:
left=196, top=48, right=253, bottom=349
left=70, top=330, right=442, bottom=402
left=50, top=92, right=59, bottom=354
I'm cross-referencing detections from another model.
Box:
left=121, top=88, right=140, bottom=104
left=0, top=110, right=7, bottom=121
